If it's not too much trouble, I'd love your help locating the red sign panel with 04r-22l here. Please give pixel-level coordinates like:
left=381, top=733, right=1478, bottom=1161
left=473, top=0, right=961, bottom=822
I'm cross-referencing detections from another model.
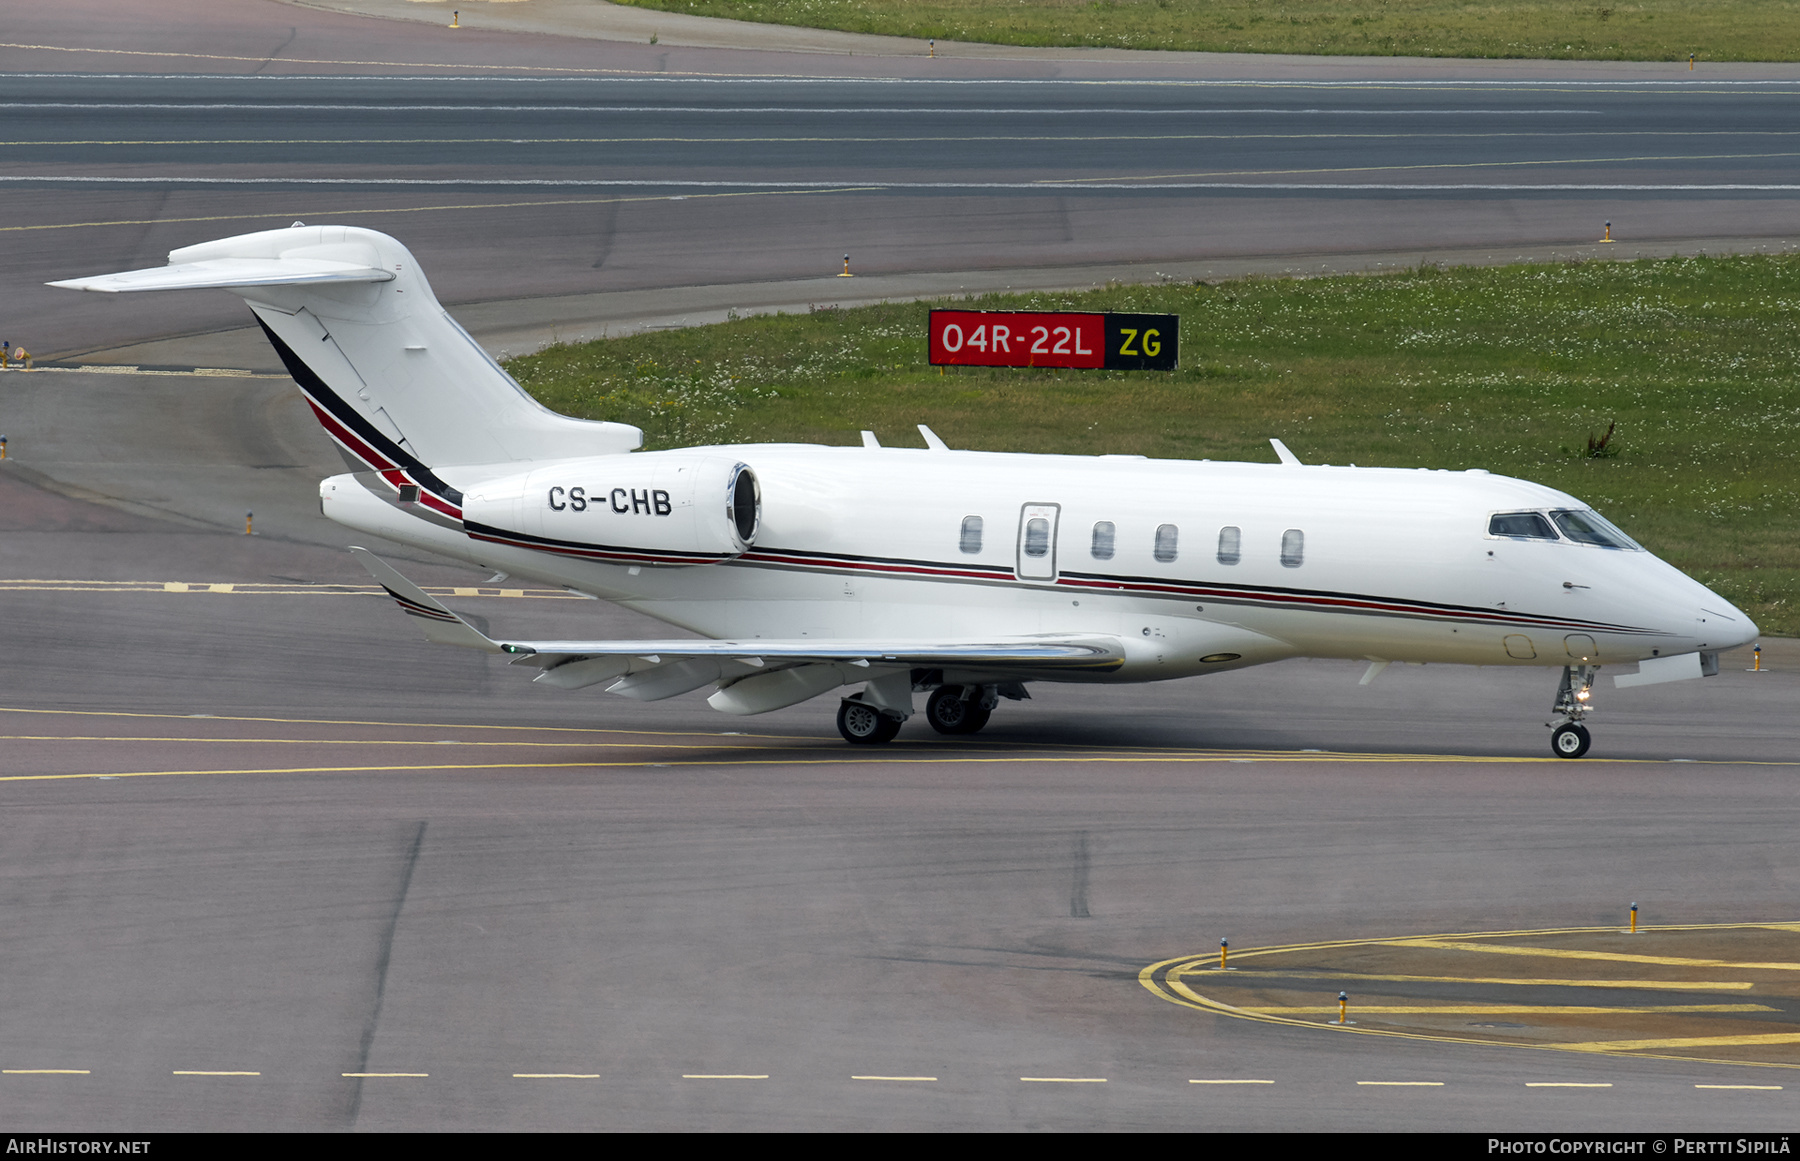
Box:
left=928, top=310, right=1178, bottom=371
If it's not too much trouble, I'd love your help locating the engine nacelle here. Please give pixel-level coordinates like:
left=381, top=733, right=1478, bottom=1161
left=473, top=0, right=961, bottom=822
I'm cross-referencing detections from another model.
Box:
left=461, top=453, right=759, bottom=567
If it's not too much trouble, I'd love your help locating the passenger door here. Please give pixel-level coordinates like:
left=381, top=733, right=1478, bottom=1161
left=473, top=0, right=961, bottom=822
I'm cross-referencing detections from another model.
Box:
left=1016, top=503, right=1061, bottom=581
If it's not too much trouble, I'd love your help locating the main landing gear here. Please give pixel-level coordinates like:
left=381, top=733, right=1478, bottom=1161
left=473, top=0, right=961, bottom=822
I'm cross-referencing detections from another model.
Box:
left=837, top=695, right=902, bottom=745
left=1548, top=664, right=1597, bottom=759
left=836, top=683, right=1014, bottom=744
left=924, top=685, right=997, bottom=735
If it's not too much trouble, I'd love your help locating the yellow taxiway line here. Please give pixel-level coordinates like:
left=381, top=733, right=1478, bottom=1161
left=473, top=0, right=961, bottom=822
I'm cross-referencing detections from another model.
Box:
left=1194, top=970, right=1756, bottom=991
left=1238, top=1004, right=1774, bottom=1016
left=1386, top=939, right=1800, bottom=972
left=1144, top=921, right=1800, bottom=1071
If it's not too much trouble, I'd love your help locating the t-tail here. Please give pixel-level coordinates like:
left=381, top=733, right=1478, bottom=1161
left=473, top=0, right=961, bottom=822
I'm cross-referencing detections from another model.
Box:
left=50, top=225, right=642, bottom=521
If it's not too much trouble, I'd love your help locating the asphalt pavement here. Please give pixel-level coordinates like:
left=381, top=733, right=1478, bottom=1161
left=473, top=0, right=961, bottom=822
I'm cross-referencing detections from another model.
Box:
left=5, top=4, right=1800, bottom=361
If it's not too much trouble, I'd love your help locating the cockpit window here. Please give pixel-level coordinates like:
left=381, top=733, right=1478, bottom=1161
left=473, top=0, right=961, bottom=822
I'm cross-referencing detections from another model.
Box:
left=1550, top=509, right=1641, bottom=550
left=1488, top=511, right=1557, bottom=540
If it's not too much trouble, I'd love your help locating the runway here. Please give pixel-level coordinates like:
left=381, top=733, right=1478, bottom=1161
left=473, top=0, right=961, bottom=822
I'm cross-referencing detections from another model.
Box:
left=5, top=5, right=1800, bottom=360
left=3, top=0, right=1800, bottom=1133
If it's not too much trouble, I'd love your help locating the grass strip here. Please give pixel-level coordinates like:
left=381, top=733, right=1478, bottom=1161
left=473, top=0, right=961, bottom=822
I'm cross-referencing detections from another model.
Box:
left=507, top=252, right=1800, bottom=634
left=611, top=0, right=1800, bottom=62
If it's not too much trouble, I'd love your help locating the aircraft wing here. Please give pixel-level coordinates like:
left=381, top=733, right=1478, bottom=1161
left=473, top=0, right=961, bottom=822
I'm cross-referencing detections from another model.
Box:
left=349, top=547, right=1124, bottom=673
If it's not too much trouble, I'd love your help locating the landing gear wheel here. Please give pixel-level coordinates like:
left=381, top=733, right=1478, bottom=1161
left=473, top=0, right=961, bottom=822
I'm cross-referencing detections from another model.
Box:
left=925, top=686, right=993, bottom=735
left=838, top=698, right=902, bottom=745
left=1551, top=722, right=1592, bottom=759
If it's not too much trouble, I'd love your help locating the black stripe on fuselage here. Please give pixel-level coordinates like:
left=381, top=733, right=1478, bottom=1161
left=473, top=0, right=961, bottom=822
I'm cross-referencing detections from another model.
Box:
left=463, top=519, right=736, bottom=566
left=724, top=544, right=1657, bottom=636
left=255, top=316, right=464, bottom=510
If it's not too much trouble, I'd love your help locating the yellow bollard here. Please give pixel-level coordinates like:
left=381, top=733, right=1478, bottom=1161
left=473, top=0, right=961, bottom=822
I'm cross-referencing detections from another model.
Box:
left=451, top=11, right=459, bottom=29
left=1338, top=991, right=1348, bottom=1024
left=1219, top=939, right=1229, bottom=970
left=1690, top=53, right=1695, bottom=71
left=1600, top=221, right=1614, bottom=243
left=1752, top=644, right=1763, bottom=672
left=245, top=510, right=254, bottom=535
left=1629, top=902, right=1638, bottom=934
left=929, top=38, right=935, bottom=58
left=1, top=435, right=7, bottom=460
left=839, top=254, right=853, bottom=278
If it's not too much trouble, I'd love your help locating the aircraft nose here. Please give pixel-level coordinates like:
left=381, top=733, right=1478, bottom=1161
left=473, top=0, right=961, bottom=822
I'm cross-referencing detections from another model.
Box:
left=1688, top=578, right=1758, bottom=651
left=1702, top=599, right=1759, bottom=650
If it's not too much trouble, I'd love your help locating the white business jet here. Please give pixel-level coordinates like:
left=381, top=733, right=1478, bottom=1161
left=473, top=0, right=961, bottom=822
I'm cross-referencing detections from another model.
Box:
left=53, top=226, right=1757, bottom=757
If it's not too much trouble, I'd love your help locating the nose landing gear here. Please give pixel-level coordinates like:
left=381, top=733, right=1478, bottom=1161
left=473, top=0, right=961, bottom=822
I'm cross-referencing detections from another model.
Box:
left=1548, top=664, right=1597, bottom=758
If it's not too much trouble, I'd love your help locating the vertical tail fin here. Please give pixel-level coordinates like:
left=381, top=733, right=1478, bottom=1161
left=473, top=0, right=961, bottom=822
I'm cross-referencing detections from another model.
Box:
left=51, top=226, right=642, bottom=491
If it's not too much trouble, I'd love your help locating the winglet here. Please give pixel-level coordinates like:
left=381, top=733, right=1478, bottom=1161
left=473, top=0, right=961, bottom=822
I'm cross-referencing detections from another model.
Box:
left=918, top=424, right=950, bottom=451
left=348, top=546, right=503, bottom=653
left=1270, top=438, right=1301, bottom=466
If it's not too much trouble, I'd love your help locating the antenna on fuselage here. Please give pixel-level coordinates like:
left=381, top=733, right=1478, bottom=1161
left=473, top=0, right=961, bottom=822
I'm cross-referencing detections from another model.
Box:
left=1270, top=438, right=1302, bottom=466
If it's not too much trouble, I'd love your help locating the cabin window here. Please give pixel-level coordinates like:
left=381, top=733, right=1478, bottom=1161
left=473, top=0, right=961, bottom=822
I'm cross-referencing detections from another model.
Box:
left=959, top=515, right=983, bottom=554
left=1488, top=511, right=1557, bottom=541
left=1153, top=524, right=1179, bottom=563
left=1091, top=521, right=1116, bottom=560
left=1217, top=525, right=1241, bottom=566
left=1023, top=517, right=1050, bottom=558
left=1550, top=509, right=1641, bottom=550
left=1280, top=528, right=1305, bottom=568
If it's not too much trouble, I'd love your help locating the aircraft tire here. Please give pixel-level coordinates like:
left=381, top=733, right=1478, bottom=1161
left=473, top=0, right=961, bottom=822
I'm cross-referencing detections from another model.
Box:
left=1551, top=722, right=1591, bottom=759
left=925, top=687, right=992, bottom=735
left=838, top=698, right=902, bottom=744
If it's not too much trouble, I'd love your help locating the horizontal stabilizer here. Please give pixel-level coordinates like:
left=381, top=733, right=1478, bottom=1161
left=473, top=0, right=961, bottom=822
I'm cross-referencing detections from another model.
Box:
left=48, top=258, right=394, bottom=294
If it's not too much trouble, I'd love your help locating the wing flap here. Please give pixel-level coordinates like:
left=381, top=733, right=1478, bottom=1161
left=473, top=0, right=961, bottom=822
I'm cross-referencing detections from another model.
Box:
left=498, top=636, right=1124, bottom=670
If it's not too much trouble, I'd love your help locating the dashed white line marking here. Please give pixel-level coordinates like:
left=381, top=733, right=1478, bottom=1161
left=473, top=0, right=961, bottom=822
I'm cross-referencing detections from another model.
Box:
left=1021, top=1076, right=1107, bottom=1083
left=1696, top=1084, right=1784, bottom=1090
left=342, top=1072, right=428, bottom=1078
left=1526, top=1082, right=1613, bottom=1088
left=1358, top=1081, right=1445, bottom=1086
left=852, top=1075, right=937, bottom=1082
left=3, top=1069, right=88, bottom=1075
left=1190, top=1078, right=1274, bottom=1084
left=172, top=1070, right=260, bottom=1076
left=682, top=1074, right=768, bottom=1080
left=514, top=1073, right=600, bottom=1079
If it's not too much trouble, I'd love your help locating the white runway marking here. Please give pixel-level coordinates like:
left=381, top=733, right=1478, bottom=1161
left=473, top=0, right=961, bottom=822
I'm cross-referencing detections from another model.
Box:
left=9, top=68, right=1800, bottom=91
left=5, top=177, right=1796, bottom=193
left=0, top=103, right=1607, bottom=116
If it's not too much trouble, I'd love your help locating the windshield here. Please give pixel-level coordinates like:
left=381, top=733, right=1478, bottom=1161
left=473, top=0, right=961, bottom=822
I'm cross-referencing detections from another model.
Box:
left=1488, top=511, right=1557, bottom=540
left=1549, top=509, right=1642, bottom=550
